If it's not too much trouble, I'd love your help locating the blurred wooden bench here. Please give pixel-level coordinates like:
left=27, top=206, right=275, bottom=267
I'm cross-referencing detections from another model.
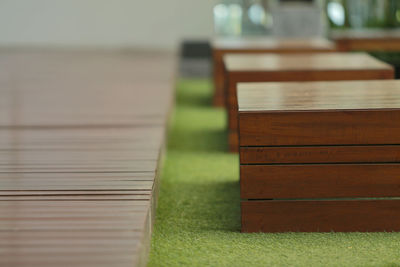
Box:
left=238, top=80, right=400, bottom=232
left=331, top=29, right=400, bottom=51
left=224, top=52, right=394, bottom=152
left=211, top=37, right=336, bottom=107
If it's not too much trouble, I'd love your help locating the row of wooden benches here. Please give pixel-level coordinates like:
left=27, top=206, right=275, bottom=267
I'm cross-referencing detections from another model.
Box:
left=211, top=33, right=400, bottom=233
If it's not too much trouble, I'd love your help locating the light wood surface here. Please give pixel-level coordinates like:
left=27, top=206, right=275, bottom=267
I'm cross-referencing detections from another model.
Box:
left=212, top=37, right=336, bottom=106
left=238, top=80, right=400, bottom=112
left=213, top=37, right=335, bottom=51
left=224, top=52, right=391, bottom=72
left=0, top=49, right=175, bottom=267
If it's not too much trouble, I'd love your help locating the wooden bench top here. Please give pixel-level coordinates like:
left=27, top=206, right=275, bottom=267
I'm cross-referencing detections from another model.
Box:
left=212, top=37, right=335, bottom=52
left=0, top=49, right=175, bottom=267
left=224, top=52, right=392, bottom=72
left=238, top=80, right=400, bottom=112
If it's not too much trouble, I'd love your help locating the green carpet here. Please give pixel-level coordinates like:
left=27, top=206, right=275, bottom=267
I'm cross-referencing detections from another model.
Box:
left=148, top=79, right=400, bottom=267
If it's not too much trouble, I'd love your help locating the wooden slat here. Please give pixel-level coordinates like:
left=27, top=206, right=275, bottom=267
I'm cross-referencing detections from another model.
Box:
left=240, top=145, right=400, bottom=164
left=0, top=191, right=152, bottom=196
left=239, top=109, right=400, bottom=146
left=241, top=164, right=400, bottom=199
left=0, top=154, right=158, bottom=173
left=0, top=200, right=149, bottom=229
left=0, top=128, right=164, bottom=151
left=241, top=199, right=400, bottom=232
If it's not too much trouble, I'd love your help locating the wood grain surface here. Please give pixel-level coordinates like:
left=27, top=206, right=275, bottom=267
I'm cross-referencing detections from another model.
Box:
left=240, top=145, right=400, bottom=164
left=241, top=164, right=400, bottom=199
left=0, top=49, right=174, bottom=267
left=226, top=54, right=394, bottom=151
left=239, top=109, right=400, bottom=147
left=242, top=199, right=400, bottom=232
left=212, top=37, right=336, bottom=106
left=224, top=52, right=391, bottom=72
left=238, top=80, right=400, bottom=112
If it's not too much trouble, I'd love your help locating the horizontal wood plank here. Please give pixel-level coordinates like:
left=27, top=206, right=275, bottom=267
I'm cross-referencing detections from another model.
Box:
left=241, top=164, right=400, bottom=199
left=242, top=199, right=400, bottom=232
left=240, top=145, right=400, bottom=164
left=239, top=110, right=400, bottom=146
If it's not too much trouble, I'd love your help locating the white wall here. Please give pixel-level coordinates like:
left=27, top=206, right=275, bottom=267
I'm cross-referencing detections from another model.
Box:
left=0, top=0, right=217, bottom=51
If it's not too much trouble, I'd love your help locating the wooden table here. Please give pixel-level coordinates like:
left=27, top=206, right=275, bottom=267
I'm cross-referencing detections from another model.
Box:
left=224, top=52, right=394, bottom=152
left=238, top=80, right=400, bottom=232
left=331, top=29, right=400, bottom=51
left=212, top=37, right=336, bottom=107
left=0, top=50, right=175, bottom=266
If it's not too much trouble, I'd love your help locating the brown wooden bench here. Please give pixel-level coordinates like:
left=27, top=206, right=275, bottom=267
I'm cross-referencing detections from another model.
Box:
left=238, top=80, right=400, bottom=232
left=0, top=50, right=174, bottom=267
left=212, top=37, right=336, bottom=107
left=224, top=52, right=394, bottom=152
left=331, top=29, right=400, bottom=51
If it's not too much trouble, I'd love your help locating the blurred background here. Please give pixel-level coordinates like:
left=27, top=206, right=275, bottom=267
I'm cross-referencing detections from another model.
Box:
left=0, top=0, right=399, bottom=51
left=214, top=0, right=400, bottom=37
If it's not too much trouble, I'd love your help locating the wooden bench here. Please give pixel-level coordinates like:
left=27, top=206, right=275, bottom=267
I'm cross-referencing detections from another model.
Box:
left=212, top=37, right=336, bottom=107
left=331, top=29, right=400, bottom=51
left=224, top=52, right=394, bottom=152
left=0, top=50, right=174, bottom=267
left=238, top=80, right=400, bottom=232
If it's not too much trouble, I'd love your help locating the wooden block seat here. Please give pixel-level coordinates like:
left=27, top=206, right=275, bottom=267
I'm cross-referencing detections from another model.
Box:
left=212, top=37, right=336, bottom=107
left=238, top=80, right=400, bottom=232
left=224, top=52, right=394, bottom=152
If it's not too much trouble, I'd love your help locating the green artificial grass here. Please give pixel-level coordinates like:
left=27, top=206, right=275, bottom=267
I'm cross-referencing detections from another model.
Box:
left=148, top=79, right=400, bottom=267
